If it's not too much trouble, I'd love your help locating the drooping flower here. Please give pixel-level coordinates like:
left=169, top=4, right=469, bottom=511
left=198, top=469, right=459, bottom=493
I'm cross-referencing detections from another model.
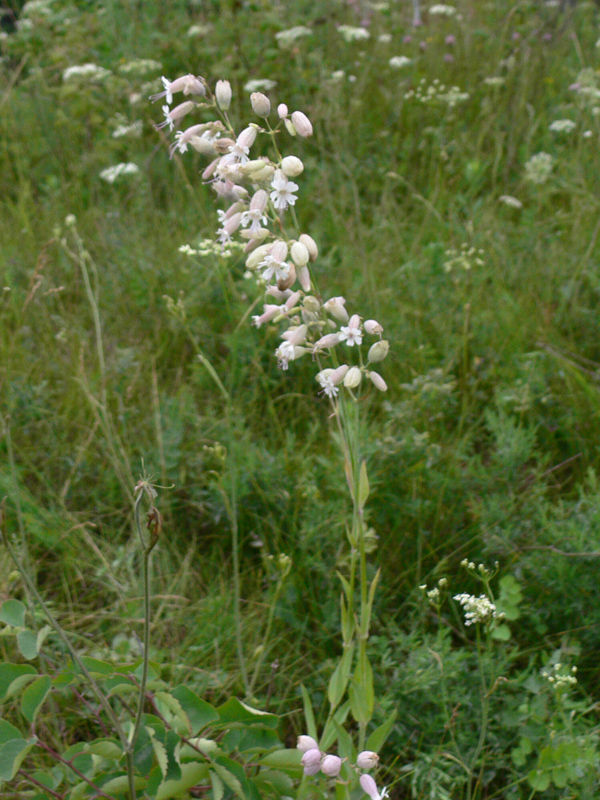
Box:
left=360, top=774, right=389, bottom=800
left=150, top=74, right=205, bottom=105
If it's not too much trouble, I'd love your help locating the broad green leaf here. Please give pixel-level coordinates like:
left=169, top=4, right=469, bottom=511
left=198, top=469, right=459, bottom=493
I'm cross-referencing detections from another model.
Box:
left=84, top=739, right=123, bottom=760
left=78, top=657, right=115, bottom=675
left=528, top=768, right=550, bottom=792
left=21, top=675, right=52, bottom=723
left=320, top=702, right=351, bottom=752
left=0, top=719, right=23, bottom=743
left=223, top=726, right=279, bottom=753
left=491, top=623, right=511, bottom=641
left=0, top=663, right=37, bottom=701
left=349, top=651, right=374, bottom=725
left=36, top=626, right=52, bottom=654
left=217, top=698, right=278, bottom=729
left=107, top=682, right=137, bottom=699
left=260, top=749, right=302, bottom=769
left=334, top=721, right=355, bottom=762
left=210, top=769, right=225, bottom=800
left=358, top=460, right=370, bottom=509
left=300, top=684, right=318, bottom=740
left=172, top=685, right=219, bottom=734
left=18, top=629, right=39, bottom=660
left=328, top=644, right=354, bottom=709
left=6, top=673, right=38, bottom=701
left=152, top=737, right=168, bottom=777
left=0, top=599, right=26, bottom=628
left=254, top=768, right=294, bottom=795
left=366, top=709, right=397, bottom=753
left=212, top=762, right=245, bottom=800
left=154, top=691, right=190, bottom=735
left=101, top=774, right=148, bottom=795
left=156, top=762, right=209, bottom=800
left=0, top=737, right=36, bottom=780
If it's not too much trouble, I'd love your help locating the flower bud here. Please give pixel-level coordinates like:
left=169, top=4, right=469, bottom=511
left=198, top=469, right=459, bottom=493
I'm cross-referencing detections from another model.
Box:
left=313, top=333, right=341, bottom=351
left=237, top=126, right=258, bottom=150
left=281, top=155, right=304, bottom=178
left=344, top=366, right=362, bottom=389
left=214, top=138, right=236, bottom=153
left=360, top=774, right=381, bottom=800
left=277, top=103, right=289, bottom=119
left=321, top=754, right=343, bottom=777
left=323, top=296, right=349, bottom=324
left=367, top=340, right=390, bottom=363
left=303, top=296, right=321, bottom=313
left=241, top=159, right=271, bottom=175
left=250, top=164, right=276, bottom=181
left=251, top=92, right=271, bottom=117
left=356, top=751, right=379, bottom=770
left=367, top=371, right=388, bottom=392
left=285, top=291, right=302, bottom=311
left=270, top=240, right=288, bottom=263
left=215, top=79, right=232, bottom=111
left=291, top=241, right=310, bottom=267
left=246, top=243, right=271, bottom=270
left=291, top=110, right=313, bottom=137
left=298, top=265, right=311, bottom=292
left=299, top=233, right=318, bottom=262
left=250, top=188, right=268, bottom=214
left=331, top=365, right=349, bottom=385
left=282, top=324, right=308, bottom=346
left=364, top=319, right=383, bottom=335
left=285, top=118, right=297, bottom=137
left=297, top=735, right=319, bottom=753
left=301, top=748, right=322, bottom=776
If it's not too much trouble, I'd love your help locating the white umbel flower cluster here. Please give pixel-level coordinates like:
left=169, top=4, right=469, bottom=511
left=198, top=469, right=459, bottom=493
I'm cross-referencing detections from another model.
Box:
left=454, top=593, right=498, bottom=625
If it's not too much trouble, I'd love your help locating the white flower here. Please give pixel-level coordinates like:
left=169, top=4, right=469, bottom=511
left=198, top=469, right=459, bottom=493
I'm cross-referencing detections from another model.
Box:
left=112, top=120, right=143, bottom=139
left=317, top=370, right=339, bottom=398
left=378, top=33, right=392, bottom=43
left=454, top=593, right=497, bottom=625
left=244, top=79, right=277, bottom=93
left=429, top=4, right=457, bottom=15
left=499, top=195, right=523, bottom=208
left=389, top=56, right=412, bottom=68
left=360, top=774, right=389, bottom=800
left=524, top=152, right=554, bottom=184
left=275, top=26, right=312, bottom=47
left=99, top=162, right=140, bottom=183
left=63, top=63, right=112, bottom=83
left=483, top=77, right=505, bottom=87
left=549, top=119, right=576, bottom=133
left=118, top=59, right=162, bottom=76
left=338, top=25, right=370, bottom=42
left=270, top=170, right=299, bottom=211
left=339, top=314, right=363, bottom=346
left=149, top=74, right=205, bottom=105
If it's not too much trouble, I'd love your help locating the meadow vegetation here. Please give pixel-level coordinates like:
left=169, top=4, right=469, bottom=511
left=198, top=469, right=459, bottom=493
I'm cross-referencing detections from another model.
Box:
left=2, top=0, right=600, bottom=798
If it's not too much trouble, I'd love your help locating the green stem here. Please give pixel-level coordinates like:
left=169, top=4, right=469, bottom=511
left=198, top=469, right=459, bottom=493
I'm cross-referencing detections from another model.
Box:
left=248, top=577, right=284, bottom=696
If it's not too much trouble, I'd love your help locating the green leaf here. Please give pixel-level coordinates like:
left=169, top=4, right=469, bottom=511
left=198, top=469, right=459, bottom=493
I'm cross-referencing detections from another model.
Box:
left=0, top=599, right=26, bottom=628
left=78, top=657, right=115, bottom=675
left=154, top=691, right=191, bottom=735
left=259, top=749, right=302, bottom=769
left=17, top=629, right=39, bottom=660
left=172, top=685, right=219, bottom=734
left=36, top=626, right=52, bottom=654
left=0, top=663, right=37, bottom=701
left=155, top=763, right=209, bottom=800
left=491, top=623, right=511, bottom=641
left=358, top=460, right=370, bottom=509
left=212, top=761, right=245, bottom=800
left=254, top=769, right=294, bottom=796
left=0, top=737, right=36, bottom=780
left=210, top=769, right=225, bottom=800
left=152, top=737, right=168, bottom=777
left=300, top=684, right=318, bottom=741
left=101, top=774, right=148, bottom=795
left=328, top=644, right=354, bottom=709
left=528, top=768, right=550, bottom=792
left=21, top=675, right=52, bottom=723
left=320, top=702, right=351, bottom=752
left=0, top=719, right=23, bottom=743
left=85, top=739, right=123, bottom=760
left=6, top=673, right=39, bottom=701
left=349, top=651, right=374, bottom=725
left=366, top=709, right=397, bottom=753
left=216, top=698, right=278, bottom=729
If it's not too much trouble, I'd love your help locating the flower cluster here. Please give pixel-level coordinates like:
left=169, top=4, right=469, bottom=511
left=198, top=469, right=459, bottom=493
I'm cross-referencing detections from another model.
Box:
left=443, top=244, right=485, bottom=274
left=542, top=663, right=578, bottom=691
left=524, top=152, right=554, bottom=184
left=454, top=593, right=498, bottom=626
left=151, top=74, right=390, bottom=399
left=404, top=78, right=469, bottom=108
left=548, top=119, right=576, bottom=133
left=297, top=736, right=386, bottom=798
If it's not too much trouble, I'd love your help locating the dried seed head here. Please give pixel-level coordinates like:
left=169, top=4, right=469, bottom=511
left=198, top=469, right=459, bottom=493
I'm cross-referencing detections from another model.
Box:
left=215, top=79, right=232, bottom=110
left=251, top=91, right=271, bottom=117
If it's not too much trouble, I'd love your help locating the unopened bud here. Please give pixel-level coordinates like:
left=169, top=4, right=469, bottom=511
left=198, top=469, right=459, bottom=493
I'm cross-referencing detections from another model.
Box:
left=298, top=265, right=311, bottom=292
left=250, top=189, right=268, bottom=214
left=271, top=240, right=288, bottom=263
left=344, top=366, right=362, bottom=389
left=251, top=92, right=271, bottom=117
left=314, top=333, right=341, bottom=351
left=237, top=126, right=258, bottom=150
left=301, top=748, right=322, bottom=776
left=367, top=371, right=388, bottom=392
left=215, top=80, right=232, bottom=111
left=291, top=241, right=310, bottom=267
left=250, top=164, right=276, bottom=181
left=282, top=324, right=308, bottom=346
left=277, top=103, right=289, bottom=119
left=303, top=296, right=321, bottom=314
left=299, top=233, right=318, bottom=261
left=291, top=110, right=313, bottom=137
left=356, top=751, right=379, bottom=770
left=281, top=155, right=304, bottom=178
left=246, top=243, right=271, bottom=270
left=323, top=296, right=349, bottom=324
left=360, top=774, right=381, bottom=800
left=284, top=118, right=297, bottom=137
left=364, top=319, right=383, bottom=335
left=321, top=754, right=343, bottom=777
left=367, top=340, right=390, bottom=363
